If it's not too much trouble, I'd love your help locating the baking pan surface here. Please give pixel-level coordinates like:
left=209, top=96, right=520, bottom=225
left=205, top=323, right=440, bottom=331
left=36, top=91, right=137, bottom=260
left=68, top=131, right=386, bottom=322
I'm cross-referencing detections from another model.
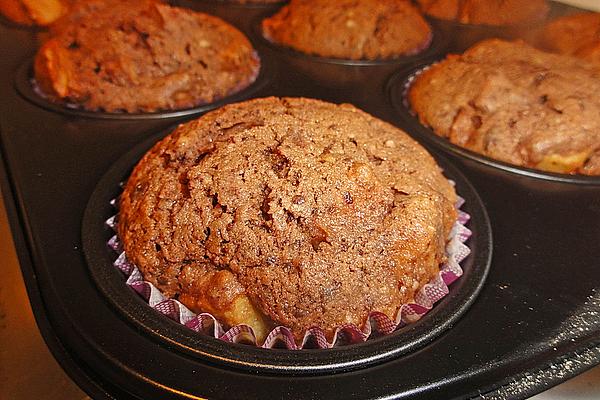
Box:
left=1, top=0, right=599, bottom=399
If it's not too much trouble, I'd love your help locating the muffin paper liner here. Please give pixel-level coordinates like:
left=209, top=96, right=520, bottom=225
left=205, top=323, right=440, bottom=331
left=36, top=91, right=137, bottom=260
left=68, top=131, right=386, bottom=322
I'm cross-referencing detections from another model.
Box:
left=105, top=189, right=471, bottom=349
left=401, top=63, right=435, bottom=112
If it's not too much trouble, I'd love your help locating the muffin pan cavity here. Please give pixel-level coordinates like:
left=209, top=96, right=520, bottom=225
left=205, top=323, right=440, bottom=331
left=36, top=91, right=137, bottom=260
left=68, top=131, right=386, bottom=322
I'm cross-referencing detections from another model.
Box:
left=82, top=130, right=492, bottom=374
left=254, top=14, right=447, bottom=67
left=388, top=61, right=600, bottom=185
left=15, top=58, right=274, bottom=120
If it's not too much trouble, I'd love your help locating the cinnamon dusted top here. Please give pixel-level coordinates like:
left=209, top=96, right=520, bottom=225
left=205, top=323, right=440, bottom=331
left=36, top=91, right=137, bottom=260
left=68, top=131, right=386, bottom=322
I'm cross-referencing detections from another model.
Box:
left=118, top=97, right=457, bottom=339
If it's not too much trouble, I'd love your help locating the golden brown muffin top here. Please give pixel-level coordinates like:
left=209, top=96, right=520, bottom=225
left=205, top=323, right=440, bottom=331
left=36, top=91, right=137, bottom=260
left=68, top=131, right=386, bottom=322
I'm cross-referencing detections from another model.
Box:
left=542, top=12, right=600, bottom=65
left=409, top=39, right=600, bottom=175
left=262, top=0, right=432, bottom=60
left=417, top=0, right=549, bottom=26
left=0, top=0, right=69, bottom=26
left=34, top=0, right=259, bottom=112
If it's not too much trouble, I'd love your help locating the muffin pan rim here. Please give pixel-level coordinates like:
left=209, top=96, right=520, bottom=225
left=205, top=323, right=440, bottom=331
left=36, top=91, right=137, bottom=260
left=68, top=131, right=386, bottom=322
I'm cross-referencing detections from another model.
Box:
left=81, top=127, right=492, bottom=375
left=387, top=60, right=600, bottom=186
left=0, top=13, right=48, bottom=31
left=253, top=11, right=449, bottom=67
left=14, top=57, right=275, bottom=120
left=422, top=14, right=551, bottom=31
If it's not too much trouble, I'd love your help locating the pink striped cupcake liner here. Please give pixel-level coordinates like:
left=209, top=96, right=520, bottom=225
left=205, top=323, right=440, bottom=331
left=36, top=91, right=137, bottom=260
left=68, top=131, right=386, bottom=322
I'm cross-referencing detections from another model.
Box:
left=105, top=191, right=471, bottom=350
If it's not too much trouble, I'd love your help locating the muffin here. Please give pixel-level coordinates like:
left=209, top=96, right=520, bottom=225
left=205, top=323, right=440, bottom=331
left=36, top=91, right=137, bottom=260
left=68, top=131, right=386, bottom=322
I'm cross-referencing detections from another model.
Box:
left=416, top=0, right=549, bottom=26
left=34, top=0, right=260, bottom=112
left=118, top=97, right=458, bottom=342
left=409, top=39, right=600, bottom=175
left=0, top=0, right=69, bottom=26
left=261, top=0, right=432, bottom=60
left=542, top=12, right=600, bottom=65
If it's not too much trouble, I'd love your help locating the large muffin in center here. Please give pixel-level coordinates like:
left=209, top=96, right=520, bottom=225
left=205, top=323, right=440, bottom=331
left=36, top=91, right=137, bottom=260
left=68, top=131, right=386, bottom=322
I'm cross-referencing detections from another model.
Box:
left=118, top=97, right=457, bottom=341
left=34, top=0, right=260, bottom=113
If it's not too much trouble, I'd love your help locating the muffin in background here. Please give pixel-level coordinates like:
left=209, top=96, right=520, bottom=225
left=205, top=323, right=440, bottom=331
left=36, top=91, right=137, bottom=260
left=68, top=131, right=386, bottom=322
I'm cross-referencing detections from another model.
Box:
left=416, top=0, right=549, bottom=26
left=542, top=12, right=600, bottom=66
left=262, top=0, right=432, bottom=60
left=409, top=39, right=600, bottom=175
left=34, top=0, right=260, bottom=113
left=118, top=97, right=458, bottom=342
left=0, top=0, right=69, bottom=26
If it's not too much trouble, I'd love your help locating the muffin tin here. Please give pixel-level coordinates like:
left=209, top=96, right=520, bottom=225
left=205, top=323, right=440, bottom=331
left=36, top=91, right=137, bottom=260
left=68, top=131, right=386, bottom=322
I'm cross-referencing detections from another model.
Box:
left=1, top=0, right=599, bottom=399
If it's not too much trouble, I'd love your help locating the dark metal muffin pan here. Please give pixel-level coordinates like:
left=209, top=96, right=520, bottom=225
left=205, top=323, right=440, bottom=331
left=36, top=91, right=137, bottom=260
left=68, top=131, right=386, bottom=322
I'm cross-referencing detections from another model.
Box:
left=1, top=0, right=600, bottom=399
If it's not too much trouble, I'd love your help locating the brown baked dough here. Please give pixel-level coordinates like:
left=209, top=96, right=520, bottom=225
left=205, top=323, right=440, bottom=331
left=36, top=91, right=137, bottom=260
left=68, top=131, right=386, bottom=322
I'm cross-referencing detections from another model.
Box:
left=0, top=0, right=69, bottom=26
left=262, top=0, right=432, bottom=60
left=118, top=97, right=457, bottom=342
left=34, top=0, right=260, bottom=112
left=542, top=12, right=600, bottom=66
left=409, top=39, right=600, bottom=175
left=416, top=0, right=549, bottom=26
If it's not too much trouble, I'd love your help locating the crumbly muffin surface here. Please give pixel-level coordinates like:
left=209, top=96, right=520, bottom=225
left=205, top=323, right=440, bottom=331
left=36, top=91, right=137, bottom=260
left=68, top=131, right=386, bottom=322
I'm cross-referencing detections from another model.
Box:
left=118, top=97, right=457, bottom=340
left=262, top=0, right=432, bottom=60
left=416, top=0, right=549, bottom=26
left=542, top=12, right=600, bottom=66
left=34, top=0, right=260, bottom=112
left=409, top=39, right=600, bottom=175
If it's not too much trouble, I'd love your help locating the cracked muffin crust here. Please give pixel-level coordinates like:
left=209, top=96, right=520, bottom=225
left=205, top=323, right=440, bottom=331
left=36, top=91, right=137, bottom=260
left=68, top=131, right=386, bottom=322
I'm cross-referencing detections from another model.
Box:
left=34, top=0, right=260, bottom=112
left=409, top=39, right=600, bottom=175
left=118, top=97, right=457, bottom=342
left=261, top=0, right=432, bottom=60
left=416, top=0, right=549, bottom=26
left=542, top=12, right=600, bottom=66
